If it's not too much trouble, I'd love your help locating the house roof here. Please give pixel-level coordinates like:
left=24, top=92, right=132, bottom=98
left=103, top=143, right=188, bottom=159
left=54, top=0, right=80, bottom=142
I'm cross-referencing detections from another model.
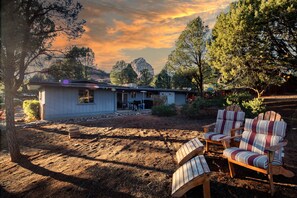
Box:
left=28, top=80, right=197, bottom=94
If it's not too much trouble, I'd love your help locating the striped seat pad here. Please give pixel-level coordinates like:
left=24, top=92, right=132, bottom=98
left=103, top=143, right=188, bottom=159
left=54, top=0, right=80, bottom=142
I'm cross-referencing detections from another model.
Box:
left=214, top=110, right=245, bottom=136
left=223, top=147, right=282, bottom=169
left=204, top=132, right=228, bottom=141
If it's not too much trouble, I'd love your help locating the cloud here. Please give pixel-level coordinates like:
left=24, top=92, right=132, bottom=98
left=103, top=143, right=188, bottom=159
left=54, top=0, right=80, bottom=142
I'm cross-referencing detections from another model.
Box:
left=52, top=0, right=235, bottom=73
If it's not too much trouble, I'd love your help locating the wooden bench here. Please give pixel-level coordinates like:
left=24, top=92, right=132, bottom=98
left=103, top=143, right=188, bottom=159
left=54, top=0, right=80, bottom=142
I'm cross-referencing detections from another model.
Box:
left=172, top=155, right=211, bottom=198
left=176, top=137, right=204, bottom=166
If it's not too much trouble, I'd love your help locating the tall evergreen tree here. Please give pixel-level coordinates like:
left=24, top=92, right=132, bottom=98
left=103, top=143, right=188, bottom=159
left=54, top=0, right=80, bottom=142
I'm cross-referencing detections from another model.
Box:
left=110, top=61, right=137, bottom=85
left=1, top=0, right=84, bottom=162
left=167, top=16, right=211, bottom=96
left=154, top=69, right=172, bottom=89
left=207, top=0, right=296, bottom=97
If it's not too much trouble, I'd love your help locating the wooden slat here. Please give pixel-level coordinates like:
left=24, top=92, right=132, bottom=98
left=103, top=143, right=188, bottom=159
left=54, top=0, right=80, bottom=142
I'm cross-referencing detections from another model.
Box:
left=172, top=155, right=211, bottom=197
left=199, top=155, right=211, bottom=173
left=176, top=138, right=204, bottom=165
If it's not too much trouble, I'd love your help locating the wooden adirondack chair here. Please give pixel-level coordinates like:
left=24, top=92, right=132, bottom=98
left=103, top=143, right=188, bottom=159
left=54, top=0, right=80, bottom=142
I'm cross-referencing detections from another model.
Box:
left=203, top=104, right=245, bottom=152
left=223, top=118, right=294, bottom=195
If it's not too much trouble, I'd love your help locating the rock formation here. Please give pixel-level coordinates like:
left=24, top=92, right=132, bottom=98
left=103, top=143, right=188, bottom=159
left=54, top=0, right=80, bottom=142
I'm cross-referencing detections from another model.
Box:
left=131, top=57, right=154, bottom=79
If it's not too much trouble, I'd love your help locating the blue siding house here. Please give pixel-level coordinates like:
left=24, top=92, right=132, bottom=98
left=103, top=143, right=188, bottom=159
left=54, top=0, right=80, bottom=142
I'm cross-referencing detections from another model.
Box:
left=29, top=80, right=195, bottom=120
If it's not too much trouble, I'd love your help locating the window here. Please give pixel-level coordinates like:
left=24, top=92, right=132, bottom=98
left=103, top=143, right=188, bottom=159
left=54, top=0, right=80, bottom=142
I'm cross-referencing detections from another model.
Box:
left=131, top=92, right=136, bottom=98
left=146, top=92, right=152, bottom=98
left=78, top=89, right=94, bottom=104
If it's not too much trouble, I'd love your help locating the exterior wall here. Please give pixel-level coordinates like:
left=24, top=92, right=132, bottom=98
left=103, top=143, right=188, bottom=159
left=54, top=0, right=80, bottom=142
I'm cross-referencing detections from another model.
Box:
left=175, top=93, right=187, bottom=105
left=43, top=87, right=116, bottom=120
left=160, top=92, right=175, bottom=104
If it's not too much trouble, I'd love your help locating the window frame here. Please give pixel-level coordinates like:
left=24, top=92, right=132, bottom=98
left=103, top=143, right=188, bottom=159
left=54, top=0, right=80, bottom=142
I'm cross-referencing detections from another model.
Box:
left=78, top=89, right=95, bottom=104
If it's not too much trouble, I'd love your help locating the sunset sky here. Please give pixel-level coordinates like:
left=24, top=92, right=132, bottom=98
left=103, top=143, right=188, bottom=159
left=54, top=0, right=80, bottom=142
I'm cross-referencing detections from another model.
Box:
left=53, top=0, right=235, bottom=74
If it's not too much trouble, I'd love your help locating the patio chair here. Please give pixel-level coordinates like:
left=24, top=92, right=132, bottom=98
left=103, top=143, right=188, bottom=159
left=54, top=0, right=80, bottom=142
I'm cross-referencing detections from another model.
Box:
left=175, top=105, right=245, bottom=166
left=203, top=105, right=245, bottom=152
left=223, top=118, right=294, bottom=195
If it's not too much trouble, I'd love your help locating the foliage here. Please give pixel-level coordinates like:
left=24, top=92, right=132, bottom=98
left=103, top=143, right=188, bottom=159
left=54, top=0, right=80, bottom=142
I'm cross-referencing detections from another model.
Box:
left=152, top=95, right=167, bottom=106
left=154, top=69, right=172, bottom=89
left=122, top=64, right=138, bottom=84
left=181, top=97, right=224, bottom=118
left=167, top=16, right=211, bottom=96
left=151, top=104, right=177, bottom=117
left=1, top=0, right=84, bottom=161
left=225, top=92, right=253, bottom=106
left=47, top=59, right=85, bottom=80
left=110, top=61, right=137, bottom=85
left=23, top=100, right=40, bottom=121
left=138, top=69, right=153, bottom=86
left=171, top=67, right=197, bottom=90
left=242, top=98, right=266, bottom=117
left=207, top=0, right=296, bottom=97
left=47, top=46, right=94, bottom=80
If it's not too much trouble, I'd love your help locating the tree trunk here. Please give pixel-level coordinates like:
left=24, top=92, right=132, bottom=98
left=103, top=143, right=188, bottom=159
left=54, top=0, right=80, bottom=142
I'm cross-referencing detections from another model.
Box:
left=4, top=87, right=21, bottom=162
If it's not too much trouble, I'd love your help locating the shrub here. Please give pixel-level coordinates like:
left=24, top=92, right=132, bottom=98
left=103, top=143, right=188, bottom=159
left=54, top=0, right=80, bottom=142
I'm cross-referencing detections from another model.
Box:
left=23, top=100, right=40, bottom=121
left=225, top=92, right=253, bottom=106
left=181, top=97, right=223, bottom=118
left=152, top=104, right=177, bottom=117
left=242, top=98, right=266, bottom=117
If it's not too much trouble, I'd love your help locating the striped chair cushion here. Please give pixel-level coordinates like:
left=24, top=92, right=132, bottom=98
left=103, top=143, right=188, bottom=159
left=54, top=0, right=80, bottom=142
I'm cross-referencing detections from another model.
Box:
left=204, top=110, right=245, bottom=142
left=238, top=119, right=287, bottom=164
left=214, top=110, right=245, bottom=135
left=216, top=110, right=245, bottom=121
left=223, top=147, right=282, bottom=169
left=204, top=132, right=228, bottom=141
left=214, top=120, right=243, bottom=135
left=244, top=119, right=287, bottom=137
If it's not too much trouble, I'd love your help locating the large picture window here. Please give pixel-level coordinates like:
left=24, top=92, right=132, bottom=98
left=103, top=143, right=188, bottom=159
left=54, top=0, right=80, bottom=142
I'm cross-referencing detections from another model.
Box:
left=78, top=89, right=94, bottom=104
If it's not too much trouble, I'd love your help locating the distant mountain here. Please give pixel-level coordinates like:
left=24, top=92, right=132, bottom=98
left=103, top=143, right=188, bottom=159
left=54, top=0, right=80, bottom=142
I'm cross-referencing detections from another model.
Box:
left=130, top=57, right=154, bottom=78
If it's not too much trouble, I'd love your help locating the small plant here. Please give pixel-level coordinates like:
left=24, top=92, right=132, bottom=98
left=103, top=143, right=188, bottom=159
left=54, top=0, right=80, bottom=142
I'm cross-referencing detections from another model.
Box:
left=242, top=98, right=266, bottom=117
left=152, top=104, right=177, bottom=117
left=23, top=100, right=40, bottom=121
left=225, top=91, right=252, bottom=106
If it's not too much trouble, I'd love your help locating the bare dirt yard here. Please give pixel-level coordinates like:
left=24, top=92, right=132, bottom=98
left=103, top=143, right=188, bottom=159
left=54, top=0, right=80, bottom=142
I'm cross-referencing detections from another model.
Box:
left=1, top=96, right=297, bottom=198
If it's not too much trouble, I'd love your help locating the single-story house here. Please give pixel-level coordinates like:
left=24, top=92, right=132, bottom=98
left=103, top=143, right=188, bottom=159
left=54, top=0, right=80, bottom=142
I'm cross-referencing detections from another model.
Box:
left=28, top=80, right=196, bottom=120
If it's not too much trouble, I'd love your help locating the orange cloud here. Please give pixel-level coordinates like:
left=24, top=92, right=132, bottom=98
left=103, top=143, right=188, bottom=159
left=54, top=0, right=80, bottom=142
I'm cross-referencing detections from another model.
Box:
left=52, top=0, right=235, bottom=73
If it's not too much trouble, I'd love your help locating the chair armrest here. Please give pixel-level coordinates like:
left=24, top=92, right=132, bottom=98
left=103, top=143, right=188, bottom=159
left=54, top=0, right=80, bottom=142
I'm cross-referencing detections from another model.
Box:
left=220, top=134, right=243, bottom=142
left=230, top=127, right=244, bottom=137
left=265, top=140, right=288, bottom=163
left=220, top=134, right=243, bottom=148
left=202, top=122, right=216, bottom=133
left=265, top=140, right=288, bottom=152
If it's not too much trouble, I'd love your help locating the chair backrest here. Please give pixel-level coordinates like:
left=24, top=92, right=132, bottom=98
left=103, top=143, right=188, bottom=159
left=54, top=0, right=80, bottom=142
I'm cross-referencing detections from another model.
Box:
left=214, top=110, right=245, bottom=136
left=256, top=111, right=282, bottom=121
left=239, top=118, right=287, bottom=164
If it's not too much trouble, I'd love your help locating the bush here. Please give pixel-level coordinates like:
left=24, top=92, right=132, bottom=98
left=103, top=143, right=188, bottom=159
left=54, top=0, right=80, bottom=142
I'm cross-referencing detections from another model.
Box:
left=225, top=92, right=253, bottom=106
left=242, top=98, right=266, bottom=117
left=23, top=100, right=40, bottom=121
left=181, top=97, right=223, bottom=118
left=152, top=104, right=177, bottom=117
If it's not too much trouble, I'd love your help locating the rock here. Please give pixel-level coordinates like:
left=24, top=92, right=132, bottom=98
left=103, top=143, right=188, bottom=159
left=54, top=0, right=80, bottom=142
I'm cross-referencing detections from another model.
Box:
left=131, top=57, right=154, bottom=79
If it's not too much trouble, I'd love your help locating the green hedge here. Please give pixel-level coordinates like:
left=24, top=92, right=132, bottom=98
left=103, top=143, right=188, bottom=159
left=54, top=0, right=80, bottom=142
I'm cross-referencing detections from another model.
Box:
left=23, top=100, right=40, bottom=121
left=152, top=104, right=177, bottom=117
